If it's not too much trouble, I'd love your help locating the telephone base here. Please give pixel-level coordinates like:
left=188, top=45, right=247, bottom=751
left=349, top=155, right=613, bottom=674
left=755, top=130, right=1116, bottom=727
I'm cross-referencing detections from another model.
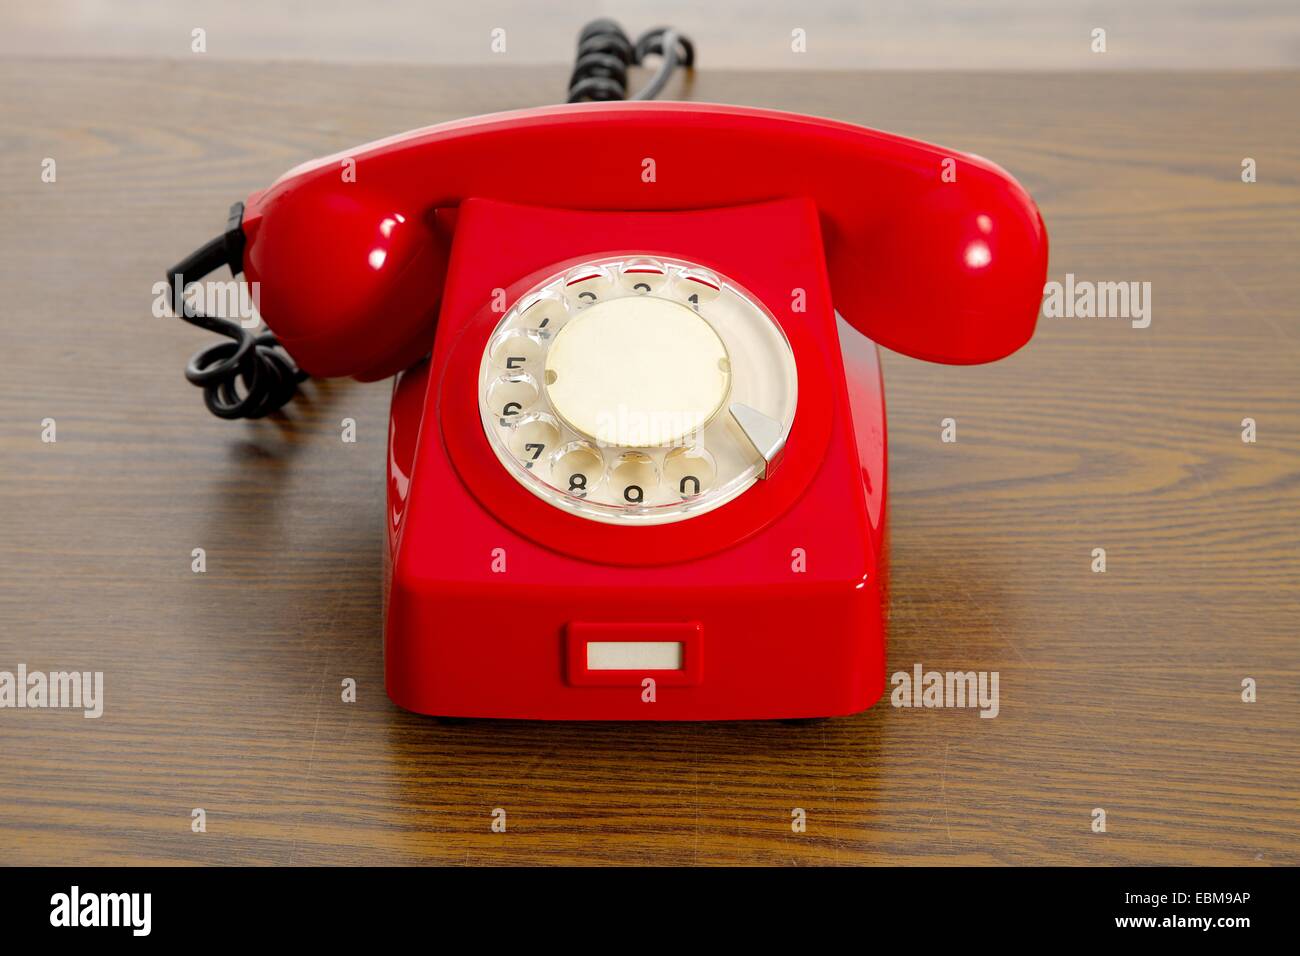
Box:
left=382, top=198, right=889, bottom=721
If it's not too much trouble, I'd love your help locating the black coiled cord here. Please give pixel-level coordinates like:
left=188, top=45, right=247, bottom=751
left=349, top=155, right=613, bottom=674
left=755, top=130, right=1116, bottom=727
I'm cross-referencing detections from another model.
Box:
left=167, top=203, right=307, bottom=420
left=567, top=19, right=695, bottom=103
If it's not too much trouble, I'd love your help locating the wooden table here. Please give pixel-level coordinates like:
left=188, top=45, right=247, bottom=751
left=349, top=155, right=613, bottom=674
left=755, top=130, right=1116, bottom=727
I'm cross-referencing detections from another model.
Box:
left=1, top=61, right=1296, bottom=865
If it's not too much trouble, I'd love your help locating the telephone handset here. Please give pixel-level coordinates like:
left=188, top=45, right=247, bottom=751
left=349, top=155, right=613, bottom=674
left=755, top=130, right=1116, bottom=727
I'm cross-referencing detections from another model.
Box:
left=172, top=100, right=1047, bottom=720
left=240, top=102, right=1046, bottom=380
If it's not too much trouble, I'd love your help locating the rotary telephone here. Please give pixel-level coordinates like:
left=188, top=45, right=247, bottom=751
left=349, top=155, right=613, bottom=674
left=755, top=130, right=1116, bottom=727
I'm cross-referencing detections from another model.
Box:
left=167, top=24, right=1048, bottom=720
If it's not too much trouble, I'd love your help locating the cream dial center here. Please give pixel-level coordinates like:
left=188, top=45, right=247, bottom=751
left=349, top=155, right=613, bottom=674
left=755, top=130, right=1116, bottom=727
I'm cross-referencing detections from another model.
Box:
left=543, top=296, right=731, bottom=447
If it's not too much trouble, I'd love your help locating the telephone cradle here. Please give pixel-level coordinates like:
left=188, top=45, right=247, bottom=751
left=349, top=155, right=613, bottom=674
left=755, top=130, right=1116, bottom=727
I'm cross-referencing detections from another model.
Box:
left=180, top=102, right=1049, bottom=720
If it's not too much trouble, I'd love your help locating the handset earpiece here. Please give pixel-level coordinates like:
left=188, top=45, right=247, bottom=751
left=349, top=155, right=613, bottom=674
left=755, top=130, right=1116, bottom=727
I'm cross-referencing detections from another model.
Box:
left=240, top=178, right=448, bottom=382
left=827, top=155, right=1048, bottom=365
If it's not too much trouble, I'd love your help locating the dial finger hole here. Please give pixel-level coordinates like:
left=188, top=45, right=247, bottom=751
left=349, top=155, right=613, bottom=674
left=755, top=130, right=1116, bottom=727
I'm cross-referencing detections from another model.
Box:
left=487, top=373, right=539, bottom=424
left=663, top=445, right=717, bottom=498
left=677, top=269, right=722, bottom=308
left=609, top=451, right=658, bottom=505
left=515, top=293, right=567, bottom=339
left=490, top=329, right=544, bottom=373
left=565, top=266, right=613, bottom=309
left=550, top=441, right=603, bottom=499
left=620, top=258, right=667, bottom=295
left=509, top=413, right=561, bottom=469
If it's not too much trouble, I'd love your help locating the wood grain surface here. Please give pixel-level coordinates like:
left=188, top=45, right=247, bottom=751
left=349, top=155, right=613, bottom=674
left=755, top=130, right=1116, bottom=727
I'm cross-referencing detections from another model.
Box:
left=0, top=60, right=1297, bottom=865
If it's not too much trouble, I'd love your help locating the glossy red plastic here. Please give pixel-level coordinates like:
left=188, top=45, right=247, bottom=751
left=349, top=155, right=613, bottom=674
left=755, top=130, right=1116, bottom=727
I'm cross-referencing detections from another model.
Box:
left=237, top=102, right=1047, bottom=720
left=439, top=202, right=834, bottom=567
left=383, top=198, right=886, bottom=719
left=241, top=102, right=1048, bottom=379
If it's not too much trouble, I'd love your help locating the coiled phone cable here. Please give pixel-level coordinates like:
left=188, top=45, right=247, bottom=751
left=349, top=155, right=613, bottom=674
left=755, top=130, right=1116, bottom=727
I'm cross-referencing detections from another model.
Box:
left=567, top=20, right=695, bottom=102
left=166, top=203, right=307, bottom=420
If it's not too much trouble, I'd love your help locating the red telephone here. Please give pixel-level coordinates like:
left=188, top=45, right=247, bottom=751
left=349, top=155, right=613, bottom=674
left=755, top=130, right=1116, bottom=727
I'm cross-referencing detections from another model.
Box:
left=173, top=101, right=1047, bottom=720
